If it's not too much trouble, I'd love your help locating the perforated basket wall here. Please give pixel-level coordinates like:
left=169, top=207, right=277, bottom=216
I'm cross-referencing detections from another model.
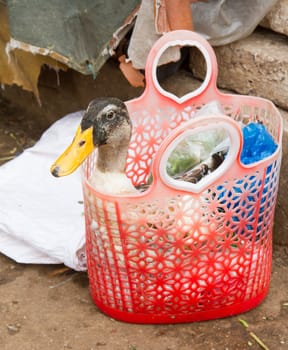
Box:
left=83, top=31, right=283, bottom=323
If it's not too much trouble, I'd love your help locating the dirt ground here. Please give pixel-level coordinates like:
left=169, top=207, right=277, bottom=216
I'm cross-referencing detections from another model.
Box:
left=1, top=246, right=288, bottom=350
left=0, top=65, right=288, bottom=350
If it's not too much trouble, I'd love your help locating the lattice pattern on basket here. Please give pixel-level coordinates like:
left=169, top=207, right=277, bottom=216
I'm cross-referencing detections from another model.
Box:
left=126, top=105, right=195, bottom=185
left=85, top=158, right=280, bottom=315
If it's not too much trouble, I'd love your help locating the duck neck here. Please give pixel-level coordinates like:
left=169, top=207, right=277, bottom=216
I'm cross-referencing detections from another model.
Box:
left=97, top=143, right=128, bottom=173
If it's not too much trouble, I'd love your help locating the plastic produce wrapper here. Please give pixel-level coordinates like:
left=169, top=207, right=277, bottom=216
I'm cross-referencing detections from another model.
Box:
left=167, top=101, right=228, bottom=176
left=0, top=112, right=86, bottom=271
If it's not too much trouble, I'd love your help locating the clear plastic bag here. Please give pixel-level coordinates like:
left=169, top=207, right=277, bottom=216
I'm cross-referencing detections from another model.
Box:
left=192, top=0, right=278, bottom=46
left=166, top=101, right=229, bottom=178
left=166, top=128, right=228, bottom=176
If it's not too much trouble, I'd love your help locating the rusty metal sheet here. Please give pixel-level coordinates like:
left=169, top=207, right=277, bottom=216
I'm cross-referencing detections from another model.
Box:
left=6, top=0, right=140, bottom=75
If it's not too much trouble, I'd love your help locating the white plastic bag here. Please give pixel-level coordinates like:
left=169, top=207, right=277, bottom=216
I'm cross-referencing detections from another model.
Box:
left=128, top=0, right=278, bottom=69
left=191, top=0, right=278, bottom=46
left=0, top=111, right=86, bottom=271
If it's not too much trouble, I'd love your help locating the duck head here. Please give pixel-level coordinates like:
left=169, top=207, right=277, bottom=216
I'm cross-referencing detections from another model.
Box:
left=50, top=97, right=132, bottom=177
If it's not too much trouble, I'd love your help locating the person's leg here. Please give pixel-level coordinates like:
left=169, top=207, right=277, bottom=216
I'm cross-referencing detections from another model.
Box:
left=165, top=0, right=194, bottom=30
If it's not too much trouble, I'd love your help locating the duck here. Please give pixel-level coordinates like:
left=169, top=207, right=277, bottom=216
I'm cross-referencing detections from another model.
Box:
left=50, top=97, right=137, bottom=195
left=51, top=97, right=228, bottom=195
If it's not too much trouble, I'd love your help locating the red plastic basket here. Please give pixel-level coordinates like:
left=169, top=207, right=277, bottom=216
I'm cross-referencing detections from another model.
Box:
left=83, top=30, right=283, bottom=323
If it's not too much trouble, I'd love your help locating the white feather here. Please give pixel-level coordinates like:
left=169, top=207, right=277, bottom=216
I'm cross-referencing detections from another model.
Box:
left=89, top=170, right=137, bottom=195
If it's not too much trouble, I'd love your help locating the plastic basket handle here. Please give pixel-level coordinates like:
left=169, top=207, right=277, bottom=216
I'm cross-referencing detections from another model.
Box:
left=144, top=30, right=218, bottom=104
left=151, top=114, right=243, bottom=194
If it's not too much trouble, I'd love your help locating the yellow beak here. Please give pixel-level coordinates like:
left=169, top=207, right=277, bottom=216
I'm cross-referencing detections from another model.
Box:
left=50, top=126, right=94, bottom=177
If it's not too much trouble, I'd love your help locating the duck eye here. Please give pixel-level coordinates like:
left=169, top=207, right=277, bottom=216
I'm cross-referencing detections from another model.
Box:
left=106, top=110, right=116, bottom=120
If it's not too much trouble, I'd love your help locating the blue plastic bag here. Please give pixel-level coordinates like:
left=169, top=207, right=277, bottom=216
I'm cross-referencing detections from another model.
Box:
left=240, top=123, right=277, bottom=165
